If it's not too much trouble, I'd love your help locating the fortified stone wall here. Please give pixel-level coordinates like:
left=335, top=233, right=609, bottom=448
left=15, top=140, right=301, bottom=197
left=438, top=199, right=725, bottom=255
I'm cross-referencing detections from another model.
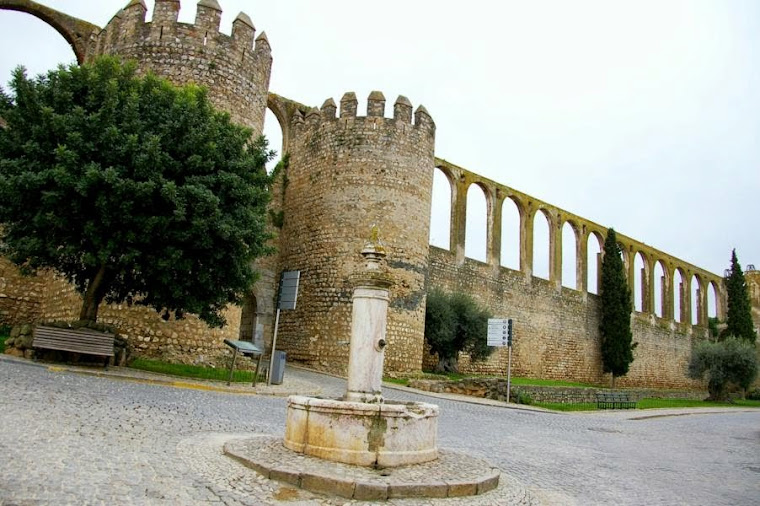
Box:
left=34, top=268, right=240, bottom=366
left=0, top=1, right=739, bottom=388
left=0, top=257, right=43, bottom=325
left=428, top=247, right=705, bottom=389
left=275, top=92, right=436, bottom=374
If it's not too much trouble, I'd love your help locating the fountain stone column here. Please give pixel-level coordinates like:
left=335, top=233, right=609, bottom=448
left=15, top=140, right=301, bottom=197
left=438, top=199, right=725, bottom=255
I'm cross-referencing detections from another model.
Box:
left=345, top=229, right=392, bottom=403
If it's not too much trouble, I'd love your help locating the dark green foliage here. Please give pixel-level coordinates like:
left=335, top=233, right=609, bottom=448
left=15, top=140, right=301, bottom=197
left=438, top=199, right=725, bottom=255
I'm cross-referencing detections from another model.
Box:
left=0, top=57, right=274, bottom=327
left=708, top=317, right=720, bottom=339
left=724, top=250, right=756, bottom=343
left=424, top=288, right=494, bottom=373
left=688, top=337, right=758, bottom=401
left=599, top=228, right=635, bottom=385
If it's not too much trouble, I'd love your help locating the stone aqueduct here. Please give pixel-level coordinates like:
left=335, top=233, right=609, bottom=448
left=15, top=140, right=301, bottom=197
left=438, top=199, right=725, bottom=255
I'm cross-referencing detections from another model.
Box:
left=0, top=0, right=743, bottom=389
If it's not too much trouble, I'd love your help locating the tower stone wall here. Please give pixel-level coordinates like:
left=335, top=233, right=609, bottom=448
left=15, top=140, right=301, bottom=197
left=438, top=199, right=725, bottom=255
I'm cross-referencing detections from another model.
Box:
left=275, top=93, right=435, bottom=374
left=92, top=0, right=272, bottom=135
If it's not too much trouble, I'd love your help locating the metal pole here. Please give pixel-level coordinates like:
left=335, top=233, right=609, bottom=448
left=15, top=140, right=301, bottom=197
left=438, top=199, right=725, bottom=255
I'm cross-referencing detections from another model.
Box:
left=227, top=347, right=238, bottom=386
left=267, top=308, right=281, bottom=386
left=506, top=344, right=512, bottom=403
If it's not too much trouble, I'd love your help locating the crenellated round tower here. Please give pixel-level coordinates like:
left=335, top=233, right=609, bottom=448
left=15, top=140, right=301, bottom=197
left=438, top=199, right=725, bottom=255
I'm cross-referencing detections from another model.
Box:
left=276, top=91, right=436, bottom=374
left=91, top=0, right=272, bottom=135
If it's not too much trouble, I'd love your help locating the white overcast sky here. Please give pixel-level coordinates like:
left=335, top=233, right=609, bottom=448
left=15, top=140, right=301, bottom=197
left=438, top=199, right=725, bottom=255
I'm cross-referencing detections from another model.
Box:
left=1, top=0, right=758, bottom=284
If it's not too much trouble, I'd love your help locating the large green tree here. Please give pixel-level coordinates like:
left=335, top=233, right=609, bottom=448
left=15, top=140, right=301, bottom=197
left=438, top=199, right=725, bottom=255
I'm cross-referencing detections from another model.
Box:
left=688, top=337, right=757, bottom=401
left=0, top=57, right=273, bottom=327
left=424, top=288, right=493, bottom=373
left=724, top=249, right=756, bottom=343
left=599, top=228, right=635, bottom=387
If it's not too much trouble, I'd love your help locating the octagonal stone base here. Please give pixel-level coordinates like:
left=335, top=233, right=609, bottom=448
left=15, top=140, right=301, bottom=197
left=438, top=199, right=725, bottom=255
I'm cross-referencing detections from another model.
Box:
left=284, top=395, right=439, bottom=468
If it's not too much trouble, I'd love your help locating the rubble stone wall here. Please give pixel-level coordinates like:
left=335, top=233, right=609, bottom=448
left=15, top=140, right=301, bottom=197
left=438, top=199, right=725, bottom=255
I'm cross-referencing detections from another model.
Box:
left=428, top=246, right=707, bottom=389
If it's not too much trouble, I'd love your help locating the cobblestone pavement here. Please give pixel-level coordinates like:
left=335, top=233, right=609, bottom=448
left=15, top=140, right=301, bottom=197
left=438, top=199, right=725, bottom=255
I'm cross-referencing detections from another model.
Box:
left=1, top=358, right=759, bottom=505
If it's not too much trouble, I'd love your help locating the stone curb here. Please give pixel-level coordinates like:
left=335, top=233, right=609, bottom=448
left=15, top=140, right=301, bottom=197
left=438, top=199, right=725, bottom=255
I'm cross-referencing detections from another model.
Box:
left=223, top=436, right=501, bottom=500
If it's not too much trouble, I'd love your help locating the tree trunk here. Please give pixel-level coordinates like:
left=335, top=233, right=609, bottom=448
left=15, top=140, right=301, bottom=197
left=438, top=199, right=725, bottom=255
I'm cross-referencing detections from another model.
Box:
left=610, top=375, right=616, bottom=389
left=435, top=356, right=459, bottom=374
left=78, top=264, right=109, bottom=324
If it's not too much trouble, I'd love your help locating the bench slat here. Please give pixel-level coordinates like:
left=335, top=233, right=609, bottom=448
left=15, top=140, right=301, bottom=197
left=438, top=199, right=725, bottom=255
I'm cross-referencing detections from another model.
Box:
left=33, top=326, right=115, bottom=357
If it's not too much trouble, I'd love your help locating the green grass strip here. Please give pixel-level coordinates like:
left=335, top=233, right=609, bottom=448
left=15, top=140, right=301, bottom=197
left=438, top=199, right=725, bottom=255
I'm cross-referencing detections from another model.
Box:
left=535, top=397, right=760, bottom=412
left=129, top=358, right=258, bottom=383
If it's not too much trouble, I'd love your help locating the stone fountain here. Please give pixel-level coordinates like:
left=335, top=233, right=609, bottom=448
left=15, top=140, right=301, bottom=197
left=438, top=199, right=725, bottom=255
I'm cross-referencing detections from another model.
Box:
left=283, top=227, right=439, bottom=468
left=224, top=229, right=504, bottom=501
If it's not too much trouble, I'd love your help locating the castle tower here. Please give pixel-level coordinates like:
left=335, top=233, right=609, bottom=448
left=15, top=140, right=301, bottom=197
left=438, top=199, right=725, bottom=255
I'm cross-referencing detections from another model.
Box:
left=93, top=0, right=272, bottom=135
left=275, top=92, right=436, bottom=374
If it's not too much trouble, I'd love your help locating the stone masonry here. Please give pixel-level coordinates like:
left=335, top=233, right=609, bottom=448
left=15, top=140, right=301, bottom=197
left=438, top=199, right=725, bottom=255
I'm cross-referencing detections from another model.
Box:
left=1, top=0, right=758, bottom=387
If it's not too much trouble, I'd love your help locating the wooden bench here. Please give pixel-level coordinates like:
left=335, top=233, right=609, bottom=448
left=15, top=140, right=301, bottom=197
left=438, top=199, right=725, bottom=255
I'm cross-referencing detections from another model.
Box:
left=32, top=325, right=115, bottom=368
left=596, top=391, right=637, bottom=410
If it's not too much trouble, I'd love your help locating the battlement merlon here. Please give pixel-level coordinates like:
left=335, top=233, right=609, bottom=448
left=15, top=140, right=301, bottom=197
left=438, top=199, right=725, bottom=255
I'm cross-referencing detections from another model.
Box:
left=102, top=0, right=271, bottom=55
left=294, top=91, right=435, bottom=135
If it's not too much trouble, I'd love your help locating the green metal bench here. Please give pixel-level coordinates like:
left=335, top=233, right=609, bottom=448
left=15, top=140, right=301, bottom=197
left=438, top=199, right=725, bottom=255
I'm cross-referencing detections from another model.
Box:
left=596, top=391, right=637, bottom=410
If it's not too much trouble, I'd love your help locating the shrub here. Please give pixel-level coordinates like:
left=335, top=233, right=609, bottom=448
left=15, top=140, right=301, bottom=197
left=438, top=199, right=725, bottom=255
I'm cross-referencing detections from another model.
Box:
left=688, top=337, right=758, bottom=401
left=424, top=289, right=494, bottom=373
left=747, top=388, right=760, bottom=401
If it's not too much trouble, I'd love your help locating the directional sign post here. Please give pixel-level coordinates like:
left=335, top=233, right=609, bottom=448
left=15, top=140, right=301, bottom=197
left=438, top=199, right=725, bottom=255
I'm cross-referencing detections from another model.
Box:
left=487, top=318, right=514, bottom=403
left=268, top=270, right=300, bottom=385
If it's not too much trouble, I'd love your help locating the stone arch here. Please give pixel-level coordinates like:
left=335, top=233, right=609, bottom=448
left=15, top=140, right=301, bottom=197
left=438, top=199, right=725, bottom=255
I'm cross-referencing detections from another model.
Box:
left=500, top=195, right=521, bottom=270
left=0, top=1, right=100, bottom=64
left=464, top=181, right=489, bottom=262
left=532, top=207, right=552, bottom=280
left=430, top=166, right=453, bottom=249
left=266, top=93, right=309, bottom=154
left=238, top=293, right=258, bottom=342
left=690, top=273, right=703, bottom=325
left=652, top=259, right=668, bottom=318
left=673, top=267, right=687, bottom=323
left=707, top=280, right=718, bottom=320
left=561, top=219, right=579, bottom=290
left=586, top=230, right=604, bottom=294
left=633, top=250, right=650, bottom=313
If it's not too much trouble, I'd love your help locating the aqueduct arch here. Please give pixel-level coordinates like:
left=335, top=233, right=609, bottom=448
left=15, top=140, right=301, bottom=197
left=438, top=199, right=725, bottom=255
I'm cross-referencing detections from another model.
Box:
left=0, top=0, right=100, bottom=64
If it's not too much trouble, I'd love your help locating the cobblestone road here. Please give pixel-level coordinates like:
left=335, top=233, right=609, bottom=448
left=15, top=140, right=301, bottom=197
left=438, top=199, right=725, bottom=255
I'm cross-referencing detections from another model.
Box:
left=1, top=358, right=759, bottom=505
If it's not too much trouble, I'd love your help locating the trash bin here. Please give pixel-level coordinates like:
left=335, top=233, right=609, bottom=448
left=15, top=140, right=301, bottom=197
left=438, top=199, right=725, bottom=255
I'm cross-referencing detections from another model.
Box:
left=270, top=351, right=287, bottom=385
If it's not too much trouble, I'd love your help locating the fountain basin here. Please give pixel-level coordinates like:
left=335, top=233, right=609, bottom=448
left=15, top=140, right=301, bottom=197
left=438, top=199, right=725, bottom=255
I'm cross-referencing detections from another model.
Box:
left=284, top=395, right=439, bottom=468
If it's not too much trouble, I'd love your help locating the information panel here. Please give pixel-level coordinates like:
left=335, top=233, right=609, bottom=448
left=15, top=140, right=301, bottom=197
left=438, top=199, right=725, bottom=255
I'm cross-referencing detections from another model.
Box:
left=277, top=271, right=301, bottom=310
left=487, top=318, right=511, bottom=347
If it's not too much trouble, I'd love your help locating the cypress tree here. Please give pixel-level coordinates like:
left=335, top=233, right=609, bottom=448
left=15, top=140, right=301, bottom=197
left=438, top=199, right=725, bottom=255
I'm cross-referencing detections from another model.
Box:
left=724, top=249, right=756, bottom=343
left=599, top=228, right=635, bottom=387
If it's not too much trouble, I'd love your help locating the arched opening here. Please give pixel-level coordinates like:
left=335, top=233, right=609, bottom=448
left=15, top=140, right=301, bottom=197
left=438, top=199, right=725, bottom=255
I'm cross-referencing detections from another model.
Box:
left=587, top=232, right=603, bottom=295
left=653, top=261, right=666, bottom=318
left=690, top=275, right=701, bottom=325
left=561, top=221, right=577, bottom=289
left=238, top=293, right=258, bottom=343
left=429, top=168, right=453, bottom=249
left=464, top=183, right=488, bottom=262
left=0, top=10, right=78, bottom=87
left=707, top=281, right=719, bottom=320
left=532, top=209, right=550, bottom=279
left=633, top=252, right=646, bottom=312
left=262, top=108, right=283, bottom=174
left=500, top=197, right=520, bottom=270
left=673, top=269, right=685, bottom=323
